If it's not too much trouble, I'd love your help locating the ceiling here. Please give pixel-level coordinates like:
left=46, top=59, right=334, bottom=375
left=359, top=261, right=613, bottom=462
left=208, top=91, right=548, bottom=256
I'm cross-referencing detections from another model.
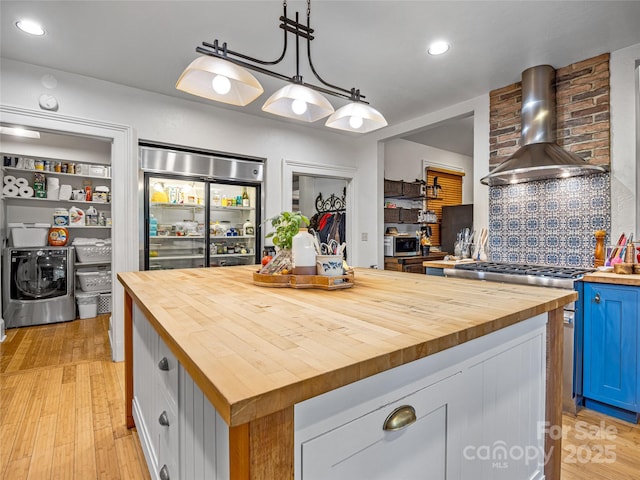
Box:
left=2, top=1, right=640, bottom=151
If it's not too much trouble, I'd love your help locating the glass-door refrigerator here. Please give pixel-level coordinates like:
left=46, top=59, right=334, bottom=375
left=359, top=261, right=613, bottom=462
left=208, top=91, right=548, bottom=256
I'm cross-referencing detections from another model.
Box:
left=140, top=144, right=263, bottom=271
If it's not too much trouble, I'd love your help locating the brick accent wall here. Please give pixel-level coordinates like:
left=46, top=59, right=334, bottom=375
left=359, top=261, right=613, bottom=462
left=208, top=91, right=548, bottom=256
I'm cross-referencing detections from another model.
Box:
left=489, top=53, right=610, bottom=167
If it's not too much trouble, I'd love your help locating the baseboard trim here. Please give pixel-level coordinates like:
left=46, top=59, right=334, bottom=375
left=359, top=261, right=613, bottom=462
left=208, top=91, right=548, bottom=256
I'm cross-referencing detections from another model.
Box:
left=132, top=397, right=158, bottom=479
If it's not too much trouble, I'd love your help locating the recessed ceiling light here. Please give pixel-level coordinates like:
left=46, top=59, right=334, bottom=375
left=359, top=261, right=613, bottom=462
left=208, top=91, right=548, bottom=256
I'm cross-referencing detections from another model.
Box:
left=0, top=126, right=41, bottom=138
left=427, top=41, right=450, bottom=56
left=16, top=19, right=45, bottom=36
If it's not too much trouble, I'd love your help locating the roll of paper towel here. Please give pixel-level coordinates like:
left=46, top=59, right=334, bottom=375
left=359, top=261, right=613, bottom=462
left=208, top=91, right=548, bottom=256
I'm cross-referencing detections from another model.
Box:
left=59, top=184, right=72, bottom=200
left=19, top=186, right=35, bottom=197
left=47, top=187, right=60, bottom=200
left=3, top=175, right=16, bottom=185
left=15, top=177, right=29, bottom=187
left=47, top=177, right=60, bottom=187
left=3, top=184, right=19, bottom=197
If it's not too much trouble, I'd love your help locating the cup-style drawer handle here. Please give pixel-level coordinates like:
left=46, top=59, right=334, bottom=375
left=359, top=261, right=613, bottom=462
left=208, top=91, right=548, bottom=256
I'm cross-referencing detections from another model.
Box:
left=158, top=411, right=170, bottom=427
left=158, top=357, right=169, bottom=371
left=159, top=464, right=170, bottom=480
left=594, top=293, right=601, bottom=304
left=383, top=405, right=417, bottom=431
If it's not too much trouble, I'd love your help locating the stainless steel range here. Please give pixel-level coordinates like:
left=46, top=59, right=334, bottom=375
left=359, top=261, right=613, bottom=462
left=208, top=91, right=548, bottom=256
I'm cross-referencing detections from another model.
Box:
left=443, top=261, right=593, bottom=414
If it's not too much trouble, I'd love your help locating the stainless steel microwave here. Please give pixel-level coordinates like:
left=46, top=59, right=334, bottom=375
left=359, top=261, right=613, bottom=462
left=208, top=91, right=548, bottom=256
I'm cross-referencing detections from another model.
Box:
left=384, top=235, right=420, bottom=257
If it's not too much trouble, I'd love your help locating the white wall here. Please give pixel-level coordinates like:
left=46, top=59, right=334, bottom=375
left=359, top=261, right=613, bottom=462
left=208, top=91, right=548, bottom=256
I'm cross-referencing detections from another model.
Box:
left=383, top=139, right=474, bottom=204
left=297, top=176, right=347, bottom=220
left=610, top=43, right=640, bottom=238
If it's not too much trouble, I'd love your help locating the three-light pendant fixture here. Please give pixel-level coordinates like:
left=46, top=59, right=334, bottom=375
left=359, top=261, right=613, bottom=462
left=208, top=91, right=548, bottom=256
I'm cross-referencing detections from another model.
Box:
left=176, top=0, right=387, bottom=133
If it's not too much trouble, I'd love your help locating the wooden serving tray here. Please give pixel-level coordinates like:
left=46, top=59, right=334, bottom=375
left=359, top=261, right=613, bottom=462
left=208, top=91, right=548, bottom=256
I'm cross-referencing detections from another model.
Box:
left=252, top=271, right=354, bottom=290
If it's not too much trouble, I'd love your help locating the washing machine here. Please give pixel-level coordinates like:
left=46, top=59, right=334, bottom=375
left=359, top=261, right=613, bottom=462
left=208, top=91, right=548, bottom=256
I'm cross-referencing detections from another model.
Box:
left=2, top=247, right=75, bottom=328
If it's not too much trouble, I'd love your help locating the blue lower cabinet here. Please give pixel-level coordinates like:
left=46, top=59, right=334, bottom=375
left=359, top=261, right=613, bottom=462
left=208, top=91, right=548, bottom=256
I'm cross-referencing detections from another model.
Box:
left=583, top=282, right=639, bottom=422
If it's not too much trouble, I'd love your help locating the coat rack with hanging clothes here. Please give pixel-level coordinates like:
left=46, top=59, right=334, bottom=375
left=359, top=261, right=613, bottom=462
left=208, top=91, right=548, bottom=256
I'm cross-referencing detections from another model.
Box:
left=308, top=189, right=346, bottom=259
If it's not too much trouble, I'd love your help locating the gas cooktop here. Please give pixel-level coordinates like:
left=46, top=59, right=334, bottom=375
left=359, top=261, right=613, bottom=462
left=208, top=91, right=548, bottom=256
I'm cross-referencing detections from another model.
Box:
left=454, top=262, right=593, bottom=279
left=443, top=261, right=594, bottom=289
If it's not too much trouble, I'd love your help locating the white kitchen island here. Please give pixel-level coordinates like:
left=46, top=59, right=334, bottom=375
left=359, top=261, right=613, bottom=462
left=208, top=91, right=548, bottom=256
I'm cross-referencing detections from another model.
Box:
left=119, top=266, right=575, bottom=480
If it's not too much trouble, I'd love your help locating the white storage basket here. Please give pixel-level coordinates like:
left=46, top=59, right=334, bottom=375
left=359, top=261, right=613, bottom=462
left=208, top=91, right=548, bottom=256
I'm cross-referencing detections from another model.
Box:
left=73, top=238, right=112, bottom=263
left=97, top=293, right=112, bottom=314
left=76, top=292, right=99, bottom=319
left=76, top=267, right=112, bottom=292
left=9, top=223, right=50, bottom=247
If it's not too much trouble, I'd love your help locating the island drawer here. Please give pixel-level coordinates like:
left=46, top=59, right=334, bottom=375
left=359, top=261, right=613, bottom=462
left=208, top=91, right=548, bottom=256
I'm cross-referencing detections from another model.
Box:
left=157, top=336, right=179, bottom=409
left=300, top=371, right=462, bottom=479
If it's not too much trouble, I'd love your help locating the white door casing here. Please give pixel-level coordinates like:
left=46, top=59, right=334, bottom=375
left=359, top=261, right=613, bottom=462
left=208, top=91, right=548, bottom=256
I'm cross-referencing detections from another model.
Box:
left=0, top=105, right=137, bottom=360
left=282, top=159, right=357, bottom=264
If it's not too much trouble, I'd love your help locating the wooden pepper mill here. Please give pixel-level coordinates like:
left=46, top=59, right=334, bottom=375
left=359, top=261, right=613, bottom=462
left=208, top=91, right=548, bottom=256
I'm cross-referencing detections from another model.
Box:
left=594, top=230, right=606, bottom=267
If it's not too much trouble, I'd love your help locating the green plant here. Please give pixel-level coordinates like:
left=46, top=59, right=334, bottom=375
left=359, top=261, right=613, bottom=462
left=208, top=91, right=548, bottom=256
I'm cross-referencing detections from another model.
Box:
left=264, top=211, right=309, bottom=250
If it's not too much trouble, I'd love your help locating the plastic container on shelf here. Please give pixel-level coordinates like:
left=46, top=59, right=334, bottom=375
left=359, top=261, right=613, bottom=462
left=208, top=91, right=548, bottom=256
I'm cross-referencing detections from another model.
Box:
left=69, top=206, right=86, bottom=226
left=48, top=226, right=69, bottom=246
left=73, top=238, right=112, bottom=263
left=9, top=223, right=51, bottom=247
left=76, top=292, right=99, bottom=319
left=76, top=267, right=112, bottom=292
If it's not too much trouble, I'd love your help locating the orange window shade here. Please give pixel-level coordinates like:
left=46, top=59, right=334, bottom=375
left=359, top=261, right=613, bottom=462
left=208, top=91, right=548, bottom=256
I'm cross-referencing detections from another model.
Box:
left=425, top=167, right=464, bottom=247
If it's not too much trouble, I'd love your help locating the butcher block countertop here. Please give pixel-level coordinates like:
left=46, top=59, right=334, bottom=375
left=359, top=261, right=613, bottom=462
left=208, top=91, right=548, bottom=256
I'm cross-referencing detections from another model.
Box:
left=118, top=265, right=576, bottom=427
left=423, top=259, right=476, bottom=269
left=583, top=271, right=640, bottom=286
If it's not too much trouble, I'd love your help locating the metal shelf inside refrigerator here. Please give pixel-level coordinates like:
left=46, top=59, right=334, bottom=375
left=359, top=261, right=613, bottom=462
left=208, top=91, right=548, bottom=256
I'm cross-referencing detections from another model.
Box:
left=149, top=235, right=205, bottom=240
left=150, top=255, right=204, bottom=261
left=210, top=206, right=255, bottom=212
left=150, top=202, right=204, bottom=209
left=210, top=236, right=255, bottom=241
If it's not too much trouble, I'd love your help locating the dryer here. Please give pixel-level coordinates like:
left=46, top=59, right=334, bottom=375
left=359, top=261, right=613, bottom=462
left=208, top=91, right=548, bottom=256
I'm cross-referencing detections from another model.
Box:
left=2, top=247, right=75, bottom=328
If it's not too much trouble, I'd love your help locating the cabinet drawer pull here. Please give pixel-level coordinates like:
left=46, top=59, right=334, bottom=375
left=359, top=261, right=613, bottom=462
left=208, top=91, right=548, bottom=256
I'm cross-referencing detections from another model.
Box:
left=158, top=357, right=169, bottom=371
left=383, top=405, right=417, bottom=431
left=159, top=464, right=170, bottom=480
left=158, top=411, right=170, bottom=427
left=594, top=293, right=601, bottom=304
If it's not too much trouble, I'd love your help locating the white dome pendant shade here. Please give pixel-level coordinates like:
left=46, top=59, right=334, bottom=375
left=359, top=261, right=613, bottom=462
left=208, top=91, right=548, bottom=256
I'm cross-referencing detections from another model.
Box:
left=325, top=102, right=388, bottom=133
left=262, top=84, right=334, bottom=122
left=176, top=56, right=264, bottom=106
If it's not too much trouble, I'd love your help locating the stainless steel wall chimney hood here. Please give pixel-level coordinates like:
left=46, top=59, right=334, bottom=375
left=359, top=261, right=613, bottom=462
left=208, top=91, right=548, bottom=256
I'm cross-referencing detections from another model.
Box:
left=481, top=65, right=609, bottom=186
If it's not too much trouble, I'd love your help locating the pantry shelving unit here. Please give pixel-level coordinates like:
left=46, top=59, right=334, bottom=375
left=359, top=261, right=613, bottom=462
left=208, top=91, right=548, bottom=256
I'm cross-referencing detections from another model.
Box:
left=2, top=151, right=113, bottom=319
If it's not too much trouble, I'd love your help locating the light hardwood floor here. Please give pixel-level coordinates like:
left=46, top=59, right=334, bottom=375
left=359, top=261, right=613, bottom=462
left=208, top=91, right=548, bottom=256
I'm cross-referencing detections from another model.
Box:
left=0, top=315, right=150, bottom=479
left=1, top=316, right=639, bottom=479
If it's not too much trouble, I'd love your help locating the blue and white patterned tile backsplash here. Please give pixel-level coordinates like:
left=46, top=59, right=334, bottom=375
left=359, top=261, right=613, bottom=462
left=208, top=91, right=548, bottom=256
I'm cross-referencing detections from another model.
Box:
left=488, top=174, right=610, bottom=268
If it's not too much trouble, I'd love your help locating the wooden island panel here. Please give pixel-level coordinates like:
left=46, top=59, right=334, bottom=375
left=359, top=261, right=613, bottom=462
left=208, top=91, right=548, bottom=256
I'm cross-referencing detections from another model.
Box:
left=119, top=266, right=575, bottom=427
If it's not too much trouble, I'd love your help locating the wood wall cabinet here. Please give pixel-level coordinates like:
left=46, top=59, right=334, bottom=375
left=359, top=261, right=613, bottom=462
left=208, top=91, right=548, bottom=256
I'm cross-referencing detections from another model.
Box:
left=383, top=179, right=424, bottom=225
left=383, top=169, right=464, bottom=248
left=582, top=282, right=640, bottom=422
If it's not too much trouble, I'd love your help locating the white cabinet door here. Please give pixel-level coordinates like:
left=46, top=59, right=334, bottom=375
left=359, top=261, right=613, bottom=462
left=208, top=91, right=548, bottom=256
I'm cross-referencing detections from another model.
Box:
left=301, top=372, right=462, bottom=480
left=461, top=330, right=546, bottom=480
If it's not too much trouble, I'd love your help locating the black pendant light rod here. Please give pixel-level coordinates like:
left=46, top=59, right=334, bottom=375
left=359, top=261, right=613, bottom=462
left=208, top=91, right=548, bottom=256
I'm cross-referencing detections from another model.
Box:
left=194, top=0, right=369, bottom=104
left=304, top=7, right=362, bottom=101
